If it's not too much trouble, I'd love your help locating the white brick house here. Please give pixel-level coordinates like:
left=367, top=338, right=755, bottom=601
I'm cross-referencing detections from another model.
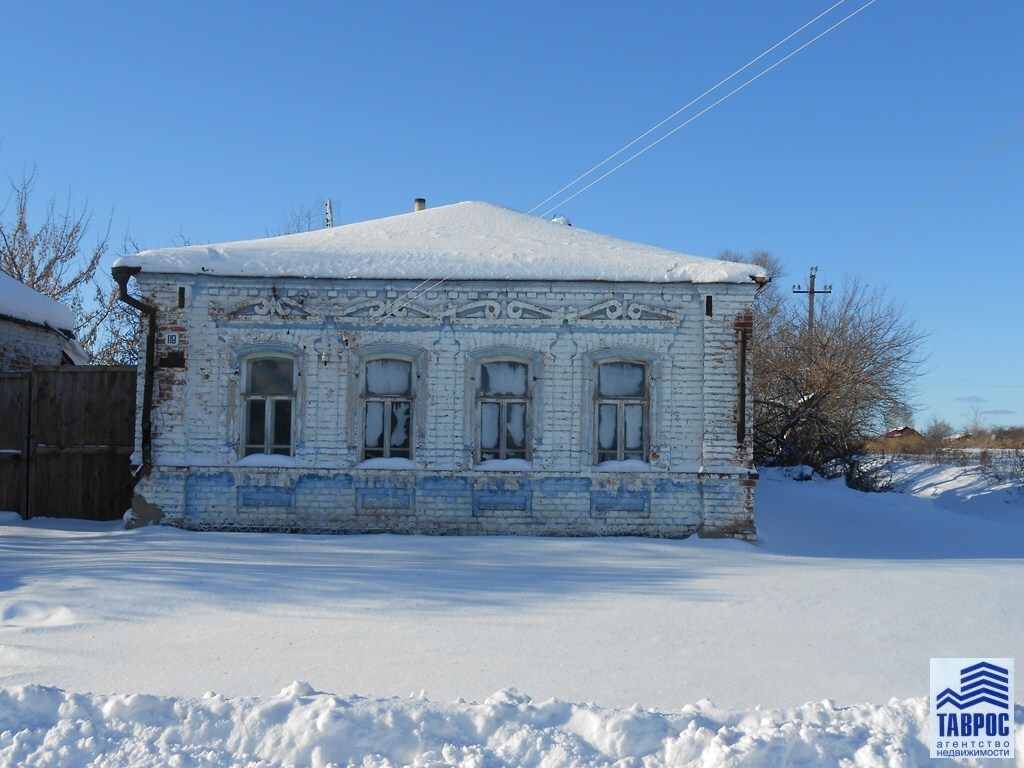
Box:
left=0, top=272, right=89, bottom=370
left=113, top=201, right=765, bottom=539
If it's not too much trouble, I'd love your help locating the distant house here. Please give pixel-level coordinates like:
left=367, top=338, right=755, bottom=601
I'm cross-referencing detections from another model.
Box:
left=112, top=201, right=766, bottom=539
left=0, top=272, right=89, bottom=371
left=885, top=426, right=921, bottom=439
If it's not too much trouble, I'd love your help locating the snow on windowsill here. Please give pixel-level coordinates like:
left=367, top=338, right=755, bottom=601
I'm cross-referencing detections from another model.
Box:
left=236, top=454, right=298, bottom=468
left=593, top=460, right=651, bottom=473
left=355, top=457, right=417, bottom=470
left=474, top=459, right=532, bottom=472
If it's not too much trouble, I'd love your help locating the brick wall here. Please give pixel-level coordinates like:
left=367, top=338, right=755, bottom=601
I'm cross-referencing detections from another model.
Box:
left=0, top=320, right=64, bottom=371
left=130, top=275, right=758, bottom=539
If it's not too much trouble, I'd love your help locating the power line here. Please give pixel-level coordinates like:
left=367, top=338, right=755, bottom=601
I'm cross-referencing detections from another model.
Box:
left=540, top=0, right=878, bottom=218
left=847, top=113, right=1024, bottom=257
left=527, top=0, right=853, bottom=217
left=792, top=266, right=832, bottom=337
left=929, top=381, right=1024, bottom=390
left=364, top=0, right=878, bottom=331
left=885, top=159, right=1024, bottom=254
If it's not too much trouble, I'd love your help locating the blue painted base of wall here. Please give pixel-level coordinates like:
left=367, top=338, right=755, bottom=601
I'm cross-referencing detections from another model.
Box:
left=139, top=468, right=756, bottom=540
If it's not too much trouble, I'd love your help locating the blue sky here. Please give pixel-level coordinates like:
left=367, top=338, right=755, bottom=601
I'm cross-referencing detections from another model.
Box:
left=3, top=1, right=1021, bottom=430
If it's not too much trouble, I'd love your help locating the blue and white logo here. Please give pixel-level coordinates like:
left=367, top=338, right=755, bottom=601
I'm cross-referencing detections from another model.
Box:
left=937, top=661, right=1010, bottom=710
left=930, top=657, right=1014, bottom=759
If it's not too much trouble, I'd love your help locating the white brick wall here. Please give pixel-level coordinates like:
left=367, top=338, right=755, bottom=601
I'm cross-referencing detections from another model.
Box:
left=130, top=275, right=759, bottom=538
left=0, top=319, right=64, bottom=371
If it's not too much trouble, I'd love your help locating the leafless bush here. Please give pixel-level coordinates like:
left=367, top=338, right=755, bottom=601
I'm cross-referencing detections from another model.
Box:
left=845, top=457, right=895, bottom=493
left=750, top=270, right=924, bottom=478
left=979, top=448, right=1024, bottom=492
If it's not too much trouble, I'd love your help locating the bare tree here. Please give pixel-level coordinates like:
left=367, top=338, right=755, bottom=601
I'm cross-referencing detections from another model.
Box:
left=0, top=171, right=136, bottom=363
left=755, top=275, right=924, bottom=473
left=0, top=172, right=106, bottom=305
left=924, top=418, right=954, bottom=443
left=963, top=405, right=990, bottom=442
left=991, top=425, right=1024, bottom=447
left=721, top=251, right=925, bottom=475
left=73, top=274, right=133, bottom=364
left=270, top=198, right=329, bottom=236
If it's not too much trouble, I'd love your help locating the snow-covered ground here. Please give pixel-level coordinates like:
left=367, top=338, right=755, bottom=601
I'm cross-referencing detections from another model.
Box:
left=1, top=463, right=1021, bottom=766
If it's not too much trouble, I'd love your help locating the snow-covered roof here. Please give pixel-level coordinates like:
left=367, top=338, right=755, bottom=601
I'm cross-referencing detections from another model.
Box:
left=60, top=337, right=91, bottom=366
left=114, top=202, right=765, bottom=284
left=0, top=271, right=77, bottom=333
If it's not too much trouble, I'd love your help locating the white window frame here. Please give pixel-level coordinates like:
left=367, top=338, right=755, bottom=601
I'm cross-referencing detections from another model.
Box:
left=360, top=354, right=418, bottom=461
left=475, top=358, right=533, bottom=463
left=593, top=359, right=649, bottom=463
left=241, top=353, right=297, bottom=457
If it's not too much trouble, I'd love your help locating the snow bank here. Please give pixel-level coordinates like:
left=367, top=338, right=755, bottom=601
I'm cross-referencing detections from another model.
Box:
left=113, top=201, right=765, bottom=284
left=2, top=464, right=1022, bottom=767
left=0, top=271, right=75, bottom=332
left=887, top=460, right=1023, bottom=523
left=5, top=683, right=1015, bottom=767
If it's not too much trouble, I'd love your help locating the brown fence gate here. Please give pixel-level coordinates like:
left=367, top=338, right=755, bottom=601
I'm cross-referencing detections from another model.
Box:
left=0, top=366, right=136, bottom=520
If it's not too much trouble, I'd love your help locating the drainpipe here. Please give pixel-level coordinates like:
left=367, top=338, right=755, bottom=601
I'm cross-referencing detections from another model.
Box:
left=112, top=265, right=156, bottom=483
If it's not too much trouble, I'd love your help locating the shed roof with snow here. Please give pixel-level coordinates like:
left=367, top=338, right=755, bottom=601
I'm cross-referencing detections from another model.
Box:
left=0, top=272, right=89, bottom=365
left=114, top=201, right=765, bottom=285
left=0, top=271, right=78, bottom=333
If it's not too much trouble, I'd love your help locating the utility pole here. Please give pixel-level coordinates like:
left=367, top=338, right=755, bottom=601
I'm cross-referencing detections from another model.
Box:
left=792, top=266, right=831, bottom=337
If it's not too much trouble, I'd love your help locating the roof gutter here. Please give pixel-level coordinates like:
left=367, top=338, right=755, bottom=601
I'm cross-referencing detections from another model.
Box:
left=112, top=265, right=156, bottom=483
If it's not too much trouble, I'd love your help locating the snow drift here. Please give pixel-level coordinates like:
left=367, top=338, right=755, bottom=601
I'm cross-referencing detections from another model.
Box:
left=6, top=683, right=1020, bottom=767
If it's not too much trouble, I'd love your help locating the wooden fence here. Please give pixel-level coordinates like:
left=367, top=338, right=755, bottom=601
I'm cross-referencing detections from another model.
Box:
left=0, top=366, right=136, bottom=520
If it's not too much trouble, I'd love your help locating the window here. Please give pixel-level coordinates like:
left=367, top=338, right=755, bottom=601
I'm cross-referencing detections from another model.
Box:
left=243, top=356, right=295, bottom=456
left=363, top=358, right=414, bottom=459
left=595, top=361, right=648, bottom=462
left=477, top=360, right=530, bottom=461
